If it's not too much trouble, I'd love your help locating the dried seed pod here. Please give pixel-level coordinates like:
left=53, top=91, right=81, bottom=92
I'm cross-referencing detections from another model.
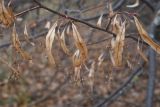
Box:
left=97, top=13, right=103, bottom=27
left=72, top=50, right=81, bottom=67
left=45, top=21, right=51, bottom=29
left=46, top=22, right=57, bottom=65
left=66, top=24, right=70, bottom=35
left=12, top=24, right=31, bottom=60
left=24, top=24, right=35, bottom=46
left=98, top=52, right=105, bottom=66
left=74, top=66, right=81, bottom=82
left=0, top=0, right=14, bottom=27
left=137, top=39, right=148, bottom=62
left=72, top=23, right=88, bottom=66
left=127, top=60, right=133, bottom=70
left=88, top=61, right=95, bottom=92
left=134, top=16, right=160, bottom=54
left=59, top=27, right=70, bottom=55
left=137, top=46, right=148, bottom=62
left=111, top=16, right=126, bottom=67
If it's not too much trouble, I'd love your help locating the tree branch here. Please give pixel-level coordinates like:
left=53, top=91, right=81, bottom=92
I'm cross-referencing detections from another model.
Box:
left=32, top=0, right=115, bottom=36
left=15, top=5, right=40, bottom=17
left=95, top=60, right=147, bottom=107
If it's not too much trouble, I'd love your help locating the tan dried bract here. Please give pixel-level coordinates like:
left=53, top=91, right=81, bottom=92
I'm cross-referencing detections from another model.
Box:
left=88, top=61, right=95, bottom=91
left=12, top=25, right=32, bottom=60
left=46, top=22, right=57, bottom=65
left=110, top=15, right=126, bottom=67
left=0, top=0, right=14, bottom=27
left=134, top=16, right=160, bottom=54
left=24, top=24, right=35, bottom=46
left=59, top=27, right=70, bottom=55
left=72, top=23, right=88, bottom=67
left=137, top=40, right=148, bottom=62
left=97, top=14, right=103, bottom=27
left=72, top=50, right=81, bottom=67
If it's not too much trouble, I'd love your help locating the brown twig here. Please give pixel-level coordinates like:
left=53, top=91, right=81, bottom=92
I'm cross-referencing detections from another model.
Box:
left=95, top=58, right=147, bottom=107
left=32, top=0, right=115, bottom=36
left=0, top=29, right=148, bottom=50
left=15, top=5, right=40, bottom=17
left=141, top=0, right=155, bottom=12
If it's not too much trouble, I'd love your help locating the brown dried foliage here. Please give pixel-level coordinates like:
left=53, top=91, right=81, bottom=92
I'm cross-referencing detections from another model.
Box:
left=0, top=0, right=14, bottom=27
left=59, top=27, right=70, bottom=55
left=110, top=15, right=126, bottom=67
left=134, top=16, right=160, bottom=54
left=72, top=23, right=88, bottom=67
left=45, top=22, right=57, bottom=65
left=12, top=25, right=32, bottom=60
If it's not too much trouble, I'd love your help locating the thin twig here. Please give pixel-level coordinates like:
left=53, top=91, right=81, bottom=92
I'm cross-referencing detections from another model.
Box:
left=32, top=0, right=115, bottom=36
left=15, top=5, right=40, bottom=17
left=141, top=0, right=155, bottom=12
left=95, top=60, right=146, bottom=107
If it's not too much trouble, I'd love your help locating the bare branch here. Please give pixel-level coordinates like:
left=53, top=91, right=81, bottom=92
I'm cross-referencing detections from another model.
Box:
left=32, top=0, right=116, bottom=36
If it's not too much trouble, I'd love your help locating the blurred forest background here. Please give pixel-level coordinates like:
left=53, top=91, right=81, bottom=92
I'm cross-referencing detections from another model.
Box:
left=0, top=0, right=160, bottom=107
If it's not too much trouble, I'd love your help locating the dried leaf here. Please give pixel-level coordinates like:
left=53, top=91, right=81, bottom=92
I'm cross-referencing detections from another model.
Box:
left=59, top=27, right=70, bottom=55
left=127, top=60, right=133, bottom=70
left=12, top=25, right=31, bottom=60
left=111, top=16, right=125, bottom=66
left=137, top=39, right=148, bottom=62
left=24, top=24, right=29, bottom=39
left=137, top=46, right=148, bottom=62
left=88, top=61, right=95, bottom=92
left=72, top=23, right=88, bottom=66
left=97, top=13, right=103, bottom=27
left=84, top=64, right=90, bottom=72
left=127, top=0, right=139, bottom=8
left=66, top=24, right=70, bottom=35
left=88, top=61, right=95, bottom=78
left=74, top=66, right=81, bottom=82
left=0, top=0, right=14, bottom=27
left=45, top=21, right=51, bottom=29
left=134, top=16, right=160, bottom=54
left=109, top=50, right=115, bottom=66
left=0, top=57, right=20, bottom=79
left=72, top=50, right=81, bottom=67
left=24, top=24, right=35, bottom=46
left=98, top=52, right=105, bottom=66
left=46, top=22, right=57, bottom=65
